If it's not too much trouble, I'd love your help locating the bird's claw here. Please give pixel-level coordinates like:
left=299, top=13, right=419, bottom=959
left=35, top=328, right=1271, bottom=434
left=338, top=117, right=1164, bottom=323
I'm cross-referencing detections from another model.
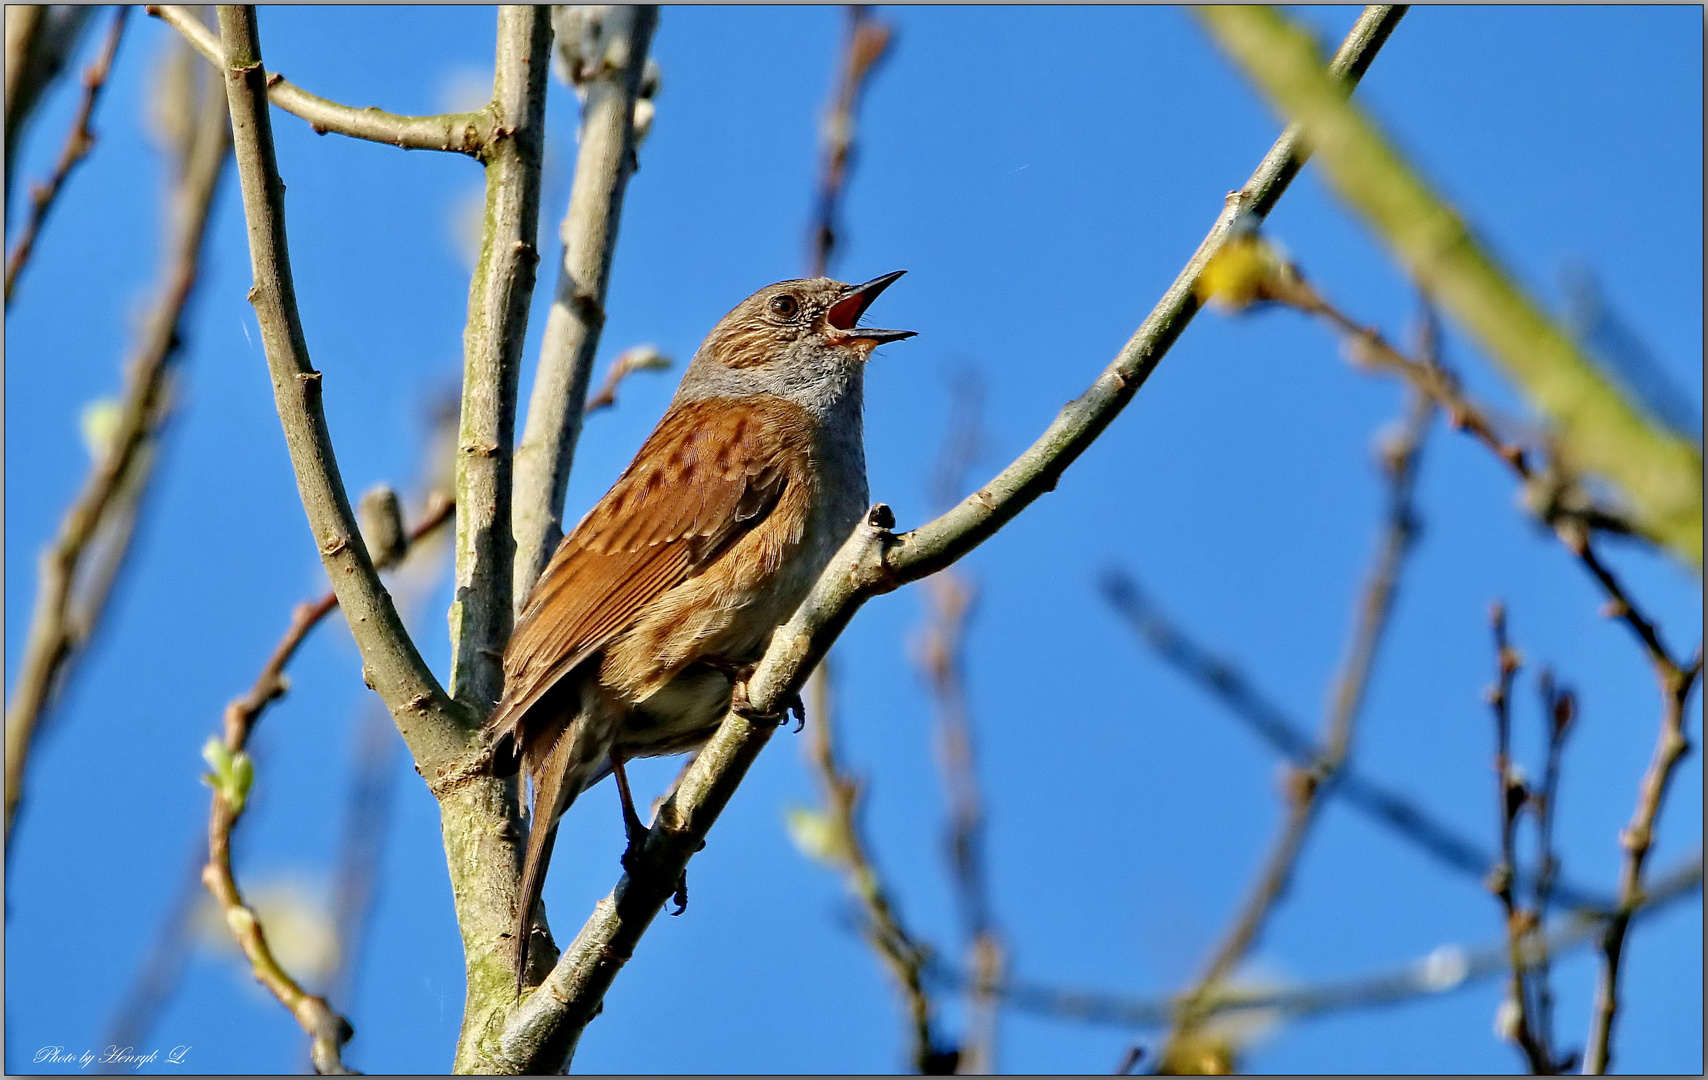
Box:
left=730, top=677, right=806, bottom=732
left=670, top=872, right=689, bottom=915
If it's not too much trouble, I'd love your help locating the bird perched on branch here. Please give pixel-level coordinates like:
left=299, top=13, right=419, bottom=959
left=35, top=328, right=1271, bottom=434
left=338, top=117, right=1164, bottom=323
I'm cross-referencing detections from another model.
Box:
left=486, top=272, right=914, bottom=991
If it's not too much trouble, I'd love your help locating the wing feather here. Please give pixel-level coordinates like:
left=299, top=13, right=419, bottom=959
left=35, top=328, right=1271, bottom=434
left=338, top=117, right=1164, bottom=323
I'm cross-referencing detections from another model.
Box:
left=485, top=396, right=808, bottom=752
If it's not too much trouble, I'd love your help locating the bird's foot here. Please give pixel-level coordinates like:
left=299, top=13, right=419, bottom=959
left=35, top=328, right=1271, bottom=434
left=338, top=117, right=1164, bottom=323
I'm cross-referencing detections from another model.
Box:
left=670, top=871, right=689, bottom=916
left=729, top=673, right=806, bottom=732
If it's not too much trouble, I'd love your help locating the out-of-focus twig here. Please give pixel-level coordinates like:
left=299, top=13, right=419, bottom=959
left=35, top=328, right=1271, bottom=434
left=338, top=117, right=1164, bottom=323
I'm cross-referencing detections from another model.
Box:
left=4, top=35, right=230, bottom=843
left=581, top=344, right=672, bottom=415
left=1485, top=605, right=1556, bottom=1074
left=1099, top=572, right=1609, bottom=913
left=921, top=850, right=1702, bottom=1032
left=1584, top=644, right=1703, bottom=1074
left=797, top=661, right=953, bottom=1074
left=512, top=5, right=659, bottom=606
left=912, top=372, right=1004, bottom=1075
left=1528, top=669, right=1576, bottom=1072
left=5, top=5, right=96, bottom=208
left=199, top=493, right=453, bottom=1075
left=807, top=5, right=893, bottom=277
left=1161, top=375, right=1433, bottom=1069
left=4, top=5, right=128, bottom=306
left=148, top=4, right=495, bottom=155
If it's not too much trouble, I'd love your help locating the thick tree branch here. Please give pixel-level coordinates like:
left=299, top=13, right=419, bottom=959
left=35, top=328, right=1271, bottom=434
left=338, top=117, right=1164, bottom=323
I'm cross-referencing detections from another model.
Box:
left=4, top=43, right=230, bottom=842
left=477, top=9, right=1410, bottom=1066
left=150, top=5, right=493, bottom=155
left=4, top=5, right=128, bottom=307
left=512, top=5, right=659, bottom=605
left=1584, top=647, right=1703, bottom=1074
left=446, top=5, right=548, bottom=713
left=215, top=4, right=470, bottom=775
left=1160, top=383, right=1431, bottom=1067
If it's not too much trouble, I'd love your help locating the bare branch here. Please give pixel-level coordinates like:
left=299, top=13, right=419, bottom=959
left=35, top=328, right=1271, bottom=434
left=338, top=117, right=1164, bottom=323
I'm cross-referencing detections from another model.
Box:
left=5, top=5, right=96, bottom=206
left=798, top=658, right=949, bottom=1073
left=487, top=10, right=1410, bottom=1065
left=582, top=344, right=672, bottom=415
left=446, top=5, right=549, bottom=713
left=149, top=5, right=493, bottom=154
left=213, top=3, right=470, bottom=773
left=807, top=5, right=894, bottom=277
left=1485, top=605, right=1557, bottom=1074
left=512, top=5, right=659, bottom=605
left=4, top=5, right=128, bottom=306
left=1161, top=381, right=1431, bottom=1067
left=4, top=40, right=230, bottom=842
left=1584, top=646, right=1703, bottom=1073
left=921, top=851, right=1703, bottom=1032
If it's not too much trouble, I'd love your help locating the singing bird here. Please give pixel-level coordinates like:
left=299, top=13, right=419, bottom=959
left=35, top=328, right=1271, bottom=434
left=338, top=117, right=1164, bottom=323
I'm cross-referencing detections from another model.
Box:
left=486, top=272, right=914, bottom=989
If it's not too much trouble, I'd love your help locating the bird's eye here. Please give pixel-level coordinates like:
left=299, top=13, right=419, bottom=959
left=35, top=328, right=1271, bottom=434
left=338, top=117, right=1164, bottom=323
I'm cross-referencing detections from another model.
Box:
left=769, top=294, right=800, bottom=319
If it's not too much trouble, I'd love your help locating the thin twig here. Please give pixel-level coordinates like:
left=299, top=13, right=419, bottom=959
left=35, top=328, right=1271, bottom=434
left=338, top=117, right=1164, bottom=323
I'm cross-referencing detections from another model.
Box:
left=914, top=373, right=1004, bottom=1075
left=807, top=5, right=893, bottom=277
left=919, top=850, right=1702, bottom=1032
left=198, top=494, right=453, bottom=1075
left=581, top=345, right=672, bottom=415
left=1584, top=646, right=1703, bottom=1074
left=1282, top=280, right=1688, bottom=683
left=1486, top=604, right=1555, bottom=1074
left=485, top=11, right=1408, bottom=1068
left=4, top=5, right=129, bottom=306
left=1530, top=669, right=1576, bottom=1071
left=1161, top=379, right=1432, bottom=1066
left=1099, top=571, right=1608, bottom=913
left=803, top=659, right=950, bottom=1074
left=4, top=40, right=230, bottom=843
left=6, top=5, right=96, bottom=206
left=511, top=6, right=658, bottom=606
left=148, top=5, right=493, bottom=155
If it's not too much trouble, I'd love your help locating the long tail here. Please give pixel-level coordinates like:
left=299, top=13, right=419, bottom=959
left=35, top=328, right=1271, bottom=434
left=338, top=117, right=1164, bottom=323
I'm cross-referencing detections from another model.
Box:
left=514, top=726, right=582, bottom=995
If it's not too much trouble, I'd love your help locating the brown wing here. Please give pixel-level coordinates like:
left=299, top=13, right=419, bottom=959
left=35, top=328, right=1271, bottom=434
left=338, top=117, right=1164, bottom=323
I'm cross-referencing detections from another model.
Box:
left=485, top=395, right=808, bottom=754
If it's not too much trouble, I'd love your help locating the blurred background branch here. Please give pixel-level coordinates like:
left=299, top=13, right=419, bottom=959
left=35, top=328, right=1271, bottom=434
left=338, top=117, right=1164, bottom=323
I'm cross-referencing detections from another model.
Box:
left=4, top=25, right=230, bottom=843
left=1161, top=362, right=1433, bottom=1073
left=4, top=4, right=96, bottom=210
left=4, top=5, right=129, bottom=307
left=1197, top=5, right=1703, bottom=568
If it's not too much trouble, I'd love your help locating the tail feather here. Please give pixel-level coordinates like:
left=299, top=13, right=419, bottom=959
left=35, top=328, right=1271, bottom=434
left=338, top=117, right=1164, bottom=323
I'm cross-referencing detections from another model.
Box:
left=510, top=686, right=621, bottom=995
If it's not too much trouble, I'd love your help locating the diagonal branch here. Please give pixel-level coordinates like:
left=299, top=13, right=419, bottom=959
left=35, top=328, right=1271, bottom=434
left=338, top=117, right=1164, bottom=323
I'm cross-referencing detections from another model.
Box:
left=482, top=8, right=1411, bottom=1068
left=214, top=3, right=470, bottom=774
left=5, top=4, right=96, bottom=208
left=1099, top=571, right=1609, bottom=912
left=1160, top=381, right=1432, bottom=1067
left=4, top=5, right=129, bottom=307
left=1584, top=646, right=1703, bottom=1073
left=4, top=37, right=230, bottom=843
left=150, top=4, right=494, bottom=155
left=512, top=5, right=659, bottom=605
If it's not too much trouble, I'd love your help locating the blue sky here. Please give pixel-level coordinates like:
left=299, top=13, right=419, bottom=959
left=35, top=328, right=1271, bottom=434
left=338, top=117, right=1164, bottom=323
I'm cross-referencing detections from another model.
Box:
left=5, top=6, right=1701, bottom=1074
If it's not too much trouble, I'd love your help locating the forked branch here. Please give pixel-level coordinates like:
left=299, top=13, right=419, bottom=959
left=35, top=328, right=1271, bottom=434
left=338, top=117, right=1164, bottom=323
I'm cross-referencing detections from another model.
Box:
left=485, top=8, right=1410, bottom=1069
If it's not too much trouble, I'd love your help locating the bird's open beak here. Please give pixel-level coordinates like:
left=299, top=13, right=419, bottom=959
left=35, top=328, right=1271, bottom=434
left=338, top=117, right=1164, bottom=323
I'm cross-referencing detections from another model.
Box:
left=826, top=270, right=916, bottom=344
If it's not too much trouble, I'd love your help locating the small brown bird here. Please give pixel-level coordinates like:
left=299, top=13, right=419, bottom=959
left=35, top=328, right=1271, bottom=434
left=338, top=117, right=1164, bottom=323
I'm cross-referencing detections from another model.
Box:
left=487, top=272, right=914, bottom=988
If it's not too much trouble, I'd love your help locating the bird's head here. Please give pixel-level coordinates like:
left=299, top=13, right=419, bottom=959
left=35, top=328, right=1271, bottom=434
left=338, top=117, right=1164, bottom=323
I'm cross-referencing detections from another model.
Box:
left=678, top=272, right=915, bottom=409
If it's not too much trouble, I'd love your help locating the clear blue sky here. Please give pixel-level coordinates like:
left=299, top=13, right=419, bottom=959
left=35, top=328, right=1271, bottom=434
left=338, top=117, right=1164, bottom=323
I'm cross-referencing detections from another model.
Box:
left=6, top=6, right=1701, bottom=1074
